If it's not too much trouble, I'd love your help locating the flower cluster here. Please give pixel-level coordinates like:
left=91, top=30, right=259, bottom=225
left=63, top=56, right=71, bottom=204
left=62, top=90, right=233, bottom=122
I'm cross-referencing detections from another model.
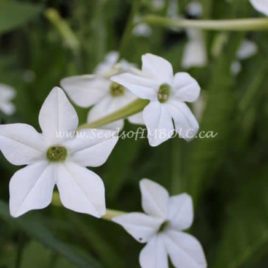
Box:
left=0, top=53, right=205, bottom=267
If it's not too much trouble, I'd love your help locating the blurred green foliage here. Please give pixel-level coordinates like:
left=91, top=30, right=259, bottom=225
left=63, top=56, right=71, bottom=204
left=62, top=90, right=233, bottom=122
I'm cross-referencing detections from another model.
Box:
left=0, top=0, right=268, bottom=267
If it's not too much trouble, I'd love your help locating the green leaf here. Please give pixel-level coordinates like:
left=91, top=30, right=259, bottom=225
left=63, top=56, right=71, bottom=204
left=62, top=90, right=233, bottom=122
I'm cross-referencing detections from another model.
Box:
left=0, top=0, right=42, bottom=34
left=184, top=33, right=244, bottom=202
left=212, top=167, right=268, bottom=268
left=21, top=241, right=76, bottom=268
left=0, top=201, right=101, bottom=268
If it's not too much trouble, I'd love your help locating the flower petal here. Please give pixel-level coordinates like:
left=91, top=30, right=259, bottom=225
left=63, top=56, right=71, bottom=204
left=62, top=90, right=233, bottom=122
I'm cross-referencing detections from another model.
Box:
left=182, top=31, right=207, bottom=69
left=168, top=193, right=194, bottom=231
left=39, top=87, right=78, bottom=143
left=236, top=40, right=258, bottom=60
left=56, top=163, right=105, bottom=217
left=0, top=123, right=45, bottom=165
left=95, top=51, right=119, bottom=75
left=173, top=73, right=201, bottom=102
left=167, top=100, right=199, bottom=141
left=65, top=129, right=118, bottom=167
left=0, top=102, right=15, bottom=115
left=0, top=83, right=16, bottom=99
left=140, top=179, right=169, bottom=218
left=142, top=53, right=173, bottom=84
left=143, top=101, right=174, bottom=146
left=9, top=161, right=55, bottom=217
left=128, top=112, right=144, bottom=125
left=87, top=93, right=136, bottom=130
left=113, top=212, right=162, bottom=243
left=111, top=73, right=158, bottom=100
left=139, top=235, right=168, bottom=268
left=164, top=230, right=207, bottom=268
left=250, top=0, right=268, bottom=15
left=60, top=75, right=109, bottom=108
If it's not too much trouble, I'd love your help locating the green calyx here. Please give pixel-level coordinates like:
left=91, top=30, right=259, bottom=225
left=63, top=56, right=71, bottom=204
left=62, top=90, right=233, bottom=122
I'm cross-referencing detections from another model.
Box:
left=158, top=220, right=170, bottom=233
left=157, top=84, right=171, bottom=103
left=47, top=146, right=68, bottom=162
left=110, top=82, right=125, bottom=97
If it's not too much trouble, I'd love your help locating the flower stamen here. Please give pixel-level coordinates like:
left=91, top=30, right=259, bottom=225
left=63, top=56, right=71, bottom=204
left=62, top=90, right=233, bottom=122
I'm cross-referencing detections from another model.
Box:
left=47, top=145, right=68, bottom=162
left=158, top=220, right=170, bottom=233
left=110, top=82, right=125, bottom=97
left=157, top=84, right=171, bottom=103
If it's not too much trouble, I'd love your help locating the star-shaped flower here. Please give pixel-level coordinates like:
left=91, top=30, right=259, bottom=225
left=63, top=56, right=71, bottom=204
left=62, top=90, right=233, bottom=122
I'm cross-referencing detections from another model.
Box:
left=111, top=53, right=200, bottom=146
left=250, top=0, right=268, bottom=15
left=0, top=83, right=16, bottom=115
left=113, top=179, right=207, bottom=268
left=0, top=87, right=118, bottom=218
left=61, top=52, right=143, bottom=130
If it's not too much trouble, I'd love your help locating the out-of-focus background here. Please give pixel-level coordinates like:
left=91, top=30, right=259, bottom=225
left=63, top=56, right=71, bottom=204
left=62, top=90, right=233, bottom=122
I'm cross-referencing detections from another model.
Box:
left=0, top=0, right=268, bottom=267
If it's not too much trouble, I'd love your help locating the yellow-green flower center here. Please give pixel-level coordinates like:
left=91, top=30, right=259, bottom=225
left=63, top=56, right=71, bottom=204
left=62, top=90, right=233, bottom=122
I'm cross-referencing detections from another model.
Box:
left=110, top=82, right=125, bottom=97
left=158, top=220, right=170, bottom=233
left=47, top=146, right=68, bottom=162
left=157, top=84, right=171, bottom=103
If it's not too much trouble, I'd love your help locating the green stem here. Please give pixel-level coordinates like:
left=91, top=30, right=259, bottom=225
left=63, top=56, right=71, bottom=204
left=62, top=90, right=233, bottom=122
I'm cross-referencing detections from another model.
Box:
left=45, top=8, right=80, bottom=52
left=52, top=193, right=125, bottom=220
left=140, top=15, right=268, bottom=31
left=102, top=209, right=125, bottom=220
left=119, top=0, right=141, bottom=58
left=78, top=99, right=148, bottom=130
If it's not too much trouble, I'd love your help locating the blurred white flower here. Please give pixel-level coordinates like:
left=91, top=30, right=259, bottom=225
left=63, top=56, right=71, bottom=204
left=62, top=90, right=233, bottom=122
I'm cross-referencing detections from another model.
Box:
left=231, top=40, right=258, bottom=75
left=0, top=87, right=118, bottom=218
left=151, top=0, right=165, bottom=10
left=0, top=83, right=16, bottom=115
left=182, top=29, right=207, bottom=69
left=250, top=0, right=268, bottom=15
left=61, top=52, right=143, bottom=130
left=182, top=1, right=207, bottom=69
left=133, top=23, right=152, bottom=37
left=112, top=54, right=200, bottom=146
left=113, top=179, right=207, bottom=268
left=187, top=1, right=203, bottom=17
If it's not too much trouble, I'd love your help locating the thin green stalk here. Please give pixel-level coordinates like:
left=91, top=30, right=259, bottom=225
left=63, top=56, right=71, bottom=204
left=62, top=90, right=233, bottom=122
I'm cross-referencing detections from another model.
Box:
left=52, top=193, right=125, bottom=220
left=119, top=0, right=141, bottom=58
left=15, top=232, right=26, bottom=268
left=78, top=99, right=148, bottom=130
left=140, top=15, right=268, bottom=31
left=45, top=8, right=80, bottom=52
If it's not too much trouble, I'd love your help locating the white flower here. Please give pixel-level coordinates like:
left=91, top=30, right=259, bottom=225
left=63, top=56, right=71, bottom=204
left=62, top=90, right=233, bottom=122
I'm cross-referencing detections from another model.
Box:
left=133, top=23, right=152, bottom=37
left=151, top=0, right=165, bottom=10
left=0, top=87, right=118, bottom=218
left=113, top=179, right=207, bottom=268
left=61, top=52, right=143, bottom=130
left=0, top=83, right=16, bottom=115
left=111, top=53, right=200, bottom=146
left=187, top=1, right=203, bottom=17
left=231, top=40, right=258, bottom=75
left=250, top=0, right=268, bottom=15
left=182, top=29, right=207, bottom=69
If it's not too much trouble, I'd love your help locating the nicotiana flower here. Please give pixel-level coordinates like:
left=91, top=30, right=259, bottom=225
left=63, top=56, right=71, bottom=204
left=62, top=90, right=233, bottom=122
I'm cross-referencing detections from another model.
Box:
left=182, top=29, right=207, bottom=69
left=0, top=83, right=16, bottom=115
left=111, top=53, right=200, bottom=146
left=182, top=1, right=207, bottom=69
left=113, top=179, right=207, bottom=268
left=250, top=0, right=268, bottom=16
left=231, top=40, right=258, bottom=75
left=61, top=51, right=143, bottom=130
left=187, top=0, right=203, bottom=17
left=0, top=87, right=118, bottom=218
